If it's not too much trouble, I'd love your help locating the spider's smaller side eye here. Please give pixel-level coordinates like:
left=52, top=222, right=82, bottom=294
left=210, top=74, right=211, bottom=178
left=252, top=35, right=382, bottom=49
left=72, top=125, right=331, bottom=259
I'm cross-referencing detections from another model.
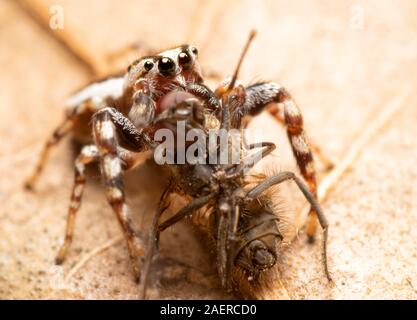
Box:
left=144, top=60, right=154, bottom=72
left=190, top=46, right=198, bottom=56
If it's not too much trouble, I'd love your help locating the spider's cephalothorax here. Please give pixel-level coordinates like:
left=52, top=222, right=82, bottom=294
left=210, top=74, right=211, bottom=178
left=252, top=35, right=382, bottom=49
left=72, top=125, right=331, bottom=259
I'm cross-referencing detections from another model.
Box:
left=25, top=44, right=218, bottom=187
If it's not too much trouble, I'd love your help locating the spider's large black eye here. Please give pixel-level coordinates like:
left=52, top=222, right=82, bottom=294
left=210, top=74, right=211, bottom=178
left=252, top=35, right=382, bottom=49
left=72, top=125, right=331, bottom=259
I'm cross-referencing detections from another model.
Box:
left=158, top=57, right=176, bottom=76
left=178, top=51, right=192, bottom=68
left=143, top=60, right=154, bottom=72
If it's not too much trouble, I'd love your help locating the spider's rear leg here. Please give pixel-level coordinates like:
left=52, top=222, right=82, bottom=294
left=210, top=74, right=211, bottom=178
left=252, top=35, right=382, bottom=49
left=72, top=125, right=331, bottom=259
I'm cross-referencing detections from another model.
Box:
left=235, top=83, right=325, bottom=242
left=92, top=107, right=154, bottom=282
left=24, top=98, right=103, bottom=191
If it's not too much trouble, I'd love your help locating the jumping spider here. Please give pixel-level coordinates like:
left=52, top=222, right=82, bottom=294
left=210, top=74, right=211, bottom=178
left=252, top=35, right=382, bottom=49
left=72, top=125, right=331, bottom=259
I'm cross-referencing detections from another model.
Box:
left=25, top=31, right=332, bottom=297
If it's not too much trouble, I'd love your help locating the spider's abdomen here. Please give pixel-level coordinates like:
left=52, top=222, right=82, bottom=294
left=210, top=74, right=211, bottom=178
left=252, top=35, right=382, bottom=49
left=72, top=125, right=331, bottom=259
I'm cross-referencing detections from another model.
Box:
left=65, top=77, right=124, bottom=110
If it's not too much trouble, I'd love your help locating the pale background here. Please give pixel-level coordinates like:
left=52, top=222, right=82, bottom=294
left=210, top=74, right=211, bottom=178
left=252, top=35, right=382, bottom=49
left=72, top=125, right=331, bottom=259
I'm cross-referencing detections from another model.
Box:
left=0, top=0, right=416, bottom=299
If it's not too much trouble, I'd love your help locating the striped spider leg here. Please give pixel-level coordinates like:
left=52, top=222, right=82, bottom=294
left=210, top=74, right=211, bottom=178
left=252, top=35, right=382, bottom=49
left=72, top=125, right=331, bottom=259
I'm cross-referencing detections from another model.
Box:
left=56, top=106, right=155, bottom=282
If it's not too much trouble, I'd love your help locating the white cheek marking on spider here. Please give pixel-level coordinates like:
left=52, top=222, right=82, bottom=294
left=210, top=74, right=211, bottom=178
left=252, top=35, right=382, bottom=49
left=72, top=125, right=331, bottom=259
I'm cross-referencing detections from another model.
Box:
left=291, top=135, right=310, bottom=155
left=100, top=121, right=115, bottom=141
left=65, top=77, right=125, bottom=108
left=103, top=157, right=121, bottom=178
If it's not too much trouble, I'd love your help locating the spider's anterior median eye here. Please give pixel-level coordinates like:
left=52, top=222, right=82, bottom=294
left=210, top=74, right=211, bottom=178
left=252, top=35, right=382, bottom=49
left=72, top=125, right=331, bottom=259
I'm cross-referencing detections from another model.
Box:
left=158, top=57, right=176, bottom=76
left=178, top=51, right=192, bottom=68
left=143, top=60, right=154, bottom=72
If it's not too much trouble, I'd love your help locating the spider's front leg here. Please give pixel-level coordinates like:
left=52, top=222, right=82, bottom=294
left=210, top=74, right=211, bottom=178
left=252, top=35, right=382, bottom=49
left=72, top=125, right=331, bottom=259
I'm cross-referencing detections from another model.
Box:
left=231, top=82, right=324, bottom=242
left=91, top=107, right=154, bottom=282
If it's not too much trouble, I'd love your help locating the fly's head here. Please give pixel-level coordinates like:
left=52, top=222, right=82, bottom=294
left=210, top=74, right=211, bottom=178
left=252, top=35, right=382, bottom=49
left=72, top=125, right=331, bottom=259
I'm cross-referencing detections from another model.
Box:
left=217, top=198, right=282, bottom=294
left=235, top=200, right=282, bottom=276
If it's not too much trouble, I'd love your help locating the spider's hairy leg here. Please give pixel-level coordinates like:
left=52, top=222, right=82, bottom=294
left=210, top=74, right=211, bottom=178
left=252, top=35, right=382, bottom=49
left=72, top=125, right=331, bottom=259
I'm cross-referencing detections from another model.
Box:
left=272, top=87, right=320, bottom=242
left=55, top=144, right=147, bottom=265
left=55, top=145, right=99, bottom=265
left=267, top=99, right=334, bottom=172
left=237, top=82, right=323, bottom=242
left=92, top=108, right=152, bottom=282
left=238, top=82, right=333, bottom=172
left=24, top=102, right=95, bottom=191
left=247, top=171, right=332, bottom=282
